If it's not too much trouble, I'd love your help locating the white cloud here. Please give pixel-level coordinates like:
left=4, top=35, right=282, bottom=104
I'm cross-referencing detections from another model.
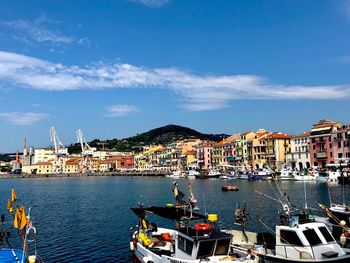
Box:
left=130, top=0, right=170, bottom=8
left=104, top=105, right=139, bottom=117
left=31, top=103, right=41, bottom=107
left=0, top=50, right=349, bottom=111
left=0, top=16, right=87, bottom=45
left=0, top=112, right=48, bottom=125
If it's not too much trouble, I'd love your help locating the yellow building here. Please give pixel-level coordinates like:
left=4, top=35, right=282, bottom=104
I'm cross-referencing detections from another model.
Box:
left=266, top=133, right=292, bottom=170
left=35, top=161, right=53, bottom=174
left=212, top=141, right=224, bottom=167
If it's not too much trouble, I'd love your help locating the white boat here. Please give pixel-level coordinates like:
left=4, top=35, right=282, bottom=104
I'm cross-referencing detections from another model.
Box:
left=186, top=170, right=199, bottom=179
left=328, top=171, right=340, bottom=182
left=278, top=168, right=294, bottom=181
left=167, top=171, right=185, bottom=179
left=130, top=206, right=258, bottom=263
left=293, top=170, right=317, bottom=181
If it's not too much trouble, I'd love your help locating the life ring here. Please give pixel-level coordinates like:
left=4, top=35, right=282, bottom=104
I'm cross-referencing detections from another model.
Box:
left=194, top=223, right=211, bottom=232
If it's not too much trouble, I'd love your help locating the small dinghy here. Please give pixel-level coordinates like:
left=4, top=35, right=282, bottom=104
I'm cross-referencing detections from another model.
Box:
left=222, top=185, right=239, bottom=191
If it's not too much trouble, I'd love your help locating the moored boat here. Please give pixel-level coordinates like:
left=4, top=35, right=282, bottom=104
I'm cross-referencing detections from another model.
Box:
left=130, top=184, right=258, bottom=263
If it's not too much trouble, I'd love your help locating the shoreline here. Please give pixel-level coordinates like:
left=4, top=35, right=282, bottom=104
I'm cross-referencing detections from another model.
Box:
left=0, top=171, right=167, bottom=179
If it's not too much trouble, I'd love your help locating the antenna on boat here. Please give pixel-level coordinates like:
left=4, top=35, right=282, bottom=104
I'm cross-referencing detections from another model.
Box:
left=202, top=192, right=207, bottom=216
left=327, top=183, right=332, bottom=205
left=303, top=180, right=308, bottom=210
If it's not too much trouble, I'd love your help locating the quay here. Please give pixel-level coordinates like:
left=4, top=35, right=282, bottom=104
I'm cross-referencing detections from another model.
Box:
left=0, top=171, right=167, bottom=179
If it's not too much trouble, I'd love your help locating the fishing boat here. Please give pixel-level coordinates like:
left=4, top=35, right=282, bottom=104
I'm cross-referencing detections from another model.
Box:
left=236, top=184, right=350, bottom=263
left=0, top=188, right=42, bottom=263
left=129, top=183, right=258, bottom=263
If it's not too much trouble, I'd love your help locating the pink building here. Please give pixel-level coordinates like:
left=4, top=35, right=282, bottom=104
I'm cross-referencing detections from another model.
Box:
left=196, top=141, right=213, bottom=170
left=309, top=120, right=343, bottom=167
left=331, top=125, right=350, bottom=165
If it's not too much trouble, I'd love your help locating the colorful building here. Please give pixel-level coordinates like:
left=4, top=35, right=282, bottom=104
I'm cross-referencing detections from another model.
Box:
left=309, top=120, right=343, bottom=167
left=285, top=132, right=311, bottom=170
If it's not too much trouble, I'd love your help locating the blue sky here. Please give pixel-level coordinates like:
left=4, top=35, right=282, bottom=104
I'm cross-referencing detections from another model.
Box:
left=0, top=0, right=350, bottom=152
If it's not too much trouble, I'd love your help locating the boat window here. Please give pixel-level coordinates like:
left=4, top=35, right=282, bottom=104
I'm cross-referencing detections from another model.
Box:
left=214, top=238, right=230, bottom=256
left=178, top=235, right=193, bottom=255
left=197, top=240, right=215, bottom=258
left=280, top=230, right=303, bottom=246
left=318, top=226, right=334, bottom=243
left=303, top=228, right=322, bottom=246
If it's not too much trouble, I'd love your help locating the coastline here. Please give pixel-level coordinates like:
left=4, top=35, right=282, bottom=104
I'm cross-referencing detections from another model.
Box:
left=0, top=171, right=167, bottom=179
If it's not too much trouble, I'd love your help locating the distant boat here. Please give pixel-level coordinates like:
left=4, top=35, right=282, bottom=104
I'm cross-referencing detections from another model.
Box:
left=166, top=171, right=185, bottom=179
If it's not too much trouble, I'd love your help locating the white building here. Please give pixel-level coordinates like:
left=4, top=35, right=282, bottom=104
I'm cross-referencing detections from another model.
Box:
left=34, top=148, right=55, bottom=164
left=285, top=132, right=311, bottom=170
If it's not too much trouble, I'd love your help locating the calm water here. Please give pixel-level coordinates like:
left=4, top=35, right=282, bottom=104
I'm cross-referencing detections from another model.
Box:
left=0, top=177, right=349, bottom=262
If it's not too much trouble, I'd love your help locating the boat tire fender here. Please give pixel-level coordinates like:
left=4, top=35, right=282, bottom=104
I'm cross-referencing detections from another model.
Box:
left=194, top=223, right=211, bottom=231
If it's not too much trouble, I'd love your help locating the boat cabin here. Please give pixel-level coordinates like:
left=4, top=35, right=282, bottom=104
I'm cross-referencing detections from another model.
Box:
left=174, top=222, right=232, bottom=260
left=275, top=222, right=345, bottom=260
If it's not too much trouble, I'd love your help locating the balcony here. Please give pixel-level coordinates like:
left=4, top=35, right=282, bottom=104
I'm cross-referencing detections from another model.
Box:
left=316, top=152, right=327, bottom=159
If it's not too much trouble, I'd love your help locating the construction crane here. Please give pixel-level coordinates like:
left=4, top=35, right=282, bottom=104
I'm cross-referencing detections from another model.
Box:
left=49, top=127, right=68, bottom=173
left=77, top=129, right=94, bottom=173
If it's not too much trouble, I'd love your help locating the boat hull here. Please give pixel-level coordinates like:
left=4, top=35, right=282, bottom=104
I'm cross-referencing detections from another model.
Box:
left=258, top=253, right=350, bottom=263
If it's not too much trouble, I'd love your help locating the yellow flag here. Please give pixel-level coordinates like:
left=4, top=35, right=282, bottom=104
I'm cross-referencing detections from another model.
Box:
left=19, top=207, right=27, bottom=230
left=7, top=199, right=13, bottom=214
left=11, top=188, right=17, bottom=202
left=14, top=208, right=20, bottom=228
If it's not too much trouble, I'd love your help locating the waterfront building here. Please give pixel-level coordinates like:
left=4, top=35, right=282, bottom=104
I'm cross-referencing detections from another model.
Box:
left=265, top=133, right=292, bottom=170
left=35, top=161, right=53, bottom=174
left=34, top=148, right=55, bottom=164
left=196, top=141, right=214, bottom=170
left=212, top=141, right=224, bottom=168
left=251, top=129, right=269, bottom=169
left=309, top=119, right=343, bottom=167
left=235, top=132, right=256, bottom=166
left=105, top=155, right=135, bottom=170
left=134, top=154, right=146, bottom=171
left=98, top=161, right=114, bottom=172
left=222, top=134, right=239, bottom=166
left=285, top=132, right=311, bottom=170
left=64, top=159, right=80, bottom=173
left=330, top=124, right=350, bottom=165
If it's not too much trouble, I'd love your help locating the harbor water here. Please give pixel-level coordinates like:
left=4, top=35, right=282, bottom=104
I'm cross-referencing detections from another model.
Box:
left=0, top=176, right=349, bottom=262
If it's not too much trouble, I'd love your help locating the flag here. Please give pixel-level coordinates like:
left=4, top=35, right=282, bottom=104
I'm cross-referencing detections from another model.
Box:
left=173, top=182, right=185, bottom=205
left=11, top=188, right=17, bottom=202
left=14, top=206, right=27, bottom=230
left=7, top=199, right=13, bottom=214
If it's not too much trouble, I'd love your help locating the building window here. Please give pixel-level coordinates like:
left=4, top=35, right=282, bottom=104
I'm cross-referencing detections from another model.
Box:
left=338, top=142, right=341, bottom=148
left=338, top=153, right=343, bottom=159
left=330, top=152, right=333, bottom=157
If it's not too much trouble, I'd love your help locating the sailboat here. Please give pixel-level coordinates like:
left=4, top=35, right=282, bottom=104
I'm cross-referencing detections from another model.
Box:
left=129, top=183, right=258, bottom=263
left=0, top=188, right=42, bottom=263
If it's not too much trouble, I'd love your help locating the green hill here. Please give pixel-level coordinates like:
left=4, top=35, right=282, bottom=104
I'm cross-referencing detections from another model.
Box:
left=69, top=124, right=228, bottom=153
